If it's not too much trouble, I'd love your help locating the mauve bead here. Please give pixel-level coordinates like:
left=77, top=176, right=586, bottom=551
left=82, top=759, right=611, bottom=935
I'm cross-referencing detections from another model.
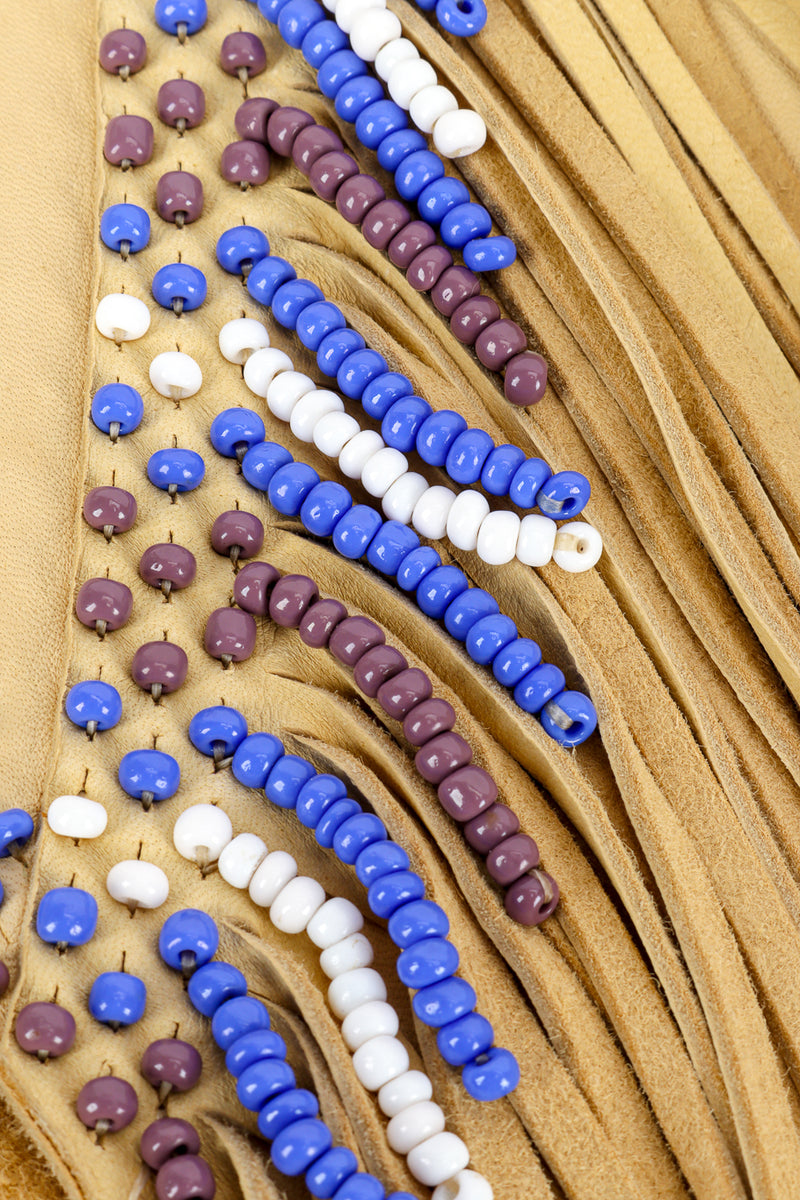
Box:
left=388, top=221, right=436, bottom=269
left=140, top=1118, right=201, bottom=1170
left=503, top=351, right=548, bottom=407
left=156, top=171, right=204, bottom=224
left=353, top=644, right=407, bottom=696
left=431, top=266, right=481, bottom=318
left=403, top=698, right=456, bottom=747
left=415, top=732, right=472, bottom=784
left=76, top=1077, right=139, bottom=1132
left=328, top=616, right=385, bottom=666
left=236, top=98, right=279, bottom=143
left=131, top=642, right=188, bottom=695
left=309, top=151, right=359, bottom=202
left=267, top=107, right=316, bottom=155
left=155, top=1155, right=216, bottom=1200
left=14, top=1002, right=76, bottom=1059
left=104, top=115, right=154, bottom=167
left=292, top=125, right=343, bottom=175
left=299, top=598, right=348, bottom=647
left=205, top=609, right=257, bottom=663
left=83, top=486, right=137, bottom=535
left=437, top=765, right=497, bottom=822
left=449, top=295, right=500, bottom=345
left=157, top=80, right=205, bottom=130
left=142, top=1039, right=203, bottom=1095
left=504, top=870, right=559, bottom=925
left=475, top=319, right=527, bottom=370
left=76, top=578, right=132, bottom=633
left=221, top=141, right=270, bottom=186
left=361, top=199, right=411, bottom=250
left=269, top=574, right=319, bottom=627
left=211, top=511, right=264, bottom=559
left=140, top=544, right=197, bottom=591
left=487, top=832, right=540, bottom=885
left=464, top=803, right=519, bottom=853
left=407, top=245, right=454, bottom=292
left=233, top=561, right=280, bottom=615
left=0, top=961, right=9, bottom=998
left=377, top=668, right=432, bottom=719
left=220, top=31, right=267, bottom=77
left=336, top=175, right=386, bottom=224
left=99, top=29, right=147, bottom=77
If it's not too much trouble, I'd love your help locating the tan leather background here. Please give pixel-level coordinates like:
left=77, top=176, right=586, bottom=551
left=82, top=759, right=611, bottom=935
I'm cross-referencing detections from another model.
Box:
left=1, top=0, right=800, bottom=1197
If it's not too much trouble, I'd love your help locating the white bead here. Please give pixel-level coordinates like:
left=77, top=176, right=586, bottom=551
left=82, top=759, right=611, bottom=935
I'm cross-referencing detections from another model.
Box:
left=266, top=370, right=316, bottom=421
left=432, top=109, right=487, bottom=159
left=290, top=389, right=345, bottom=442
left=313, top=411, right=362, bottom=458
left=446, top=490, right=490, bottom=551
left=328, top=967, right=387, bottom=1019
left=307, top=896, right=364, bottom=948
left=339, top=430, right=385, bottom=479
left=341, top=999, right=399, bottom=1050
left=552, top=521, right=603, bottom=572
left=516, top=513, right=557, bottom=567
left=270, top=876, right=327, bottom=934
left=433, top=1170, right=495, bottom=1200
left=336, top=0, right=385, bottom=34
left=387, top=1100, right=446, bottom=1154
left=149, top=351, right=203, bottom=400
left=382, top=471, right=429, bottom=523
left=361, top=447, right=408, bottom=498
left=249, top=850, right=298, bottom=907
left=476, top=510, right=521, bottom=565
left=95, top=293, right=150, bottom=341
left=321, top=0, right=337, bottom=11
left=407, top=1132, right=471, bottom=1187
left=388, top=59, right=438, bottom=110
left=218, top=833, right=268, bottom=889
left=375, top=36, right=419, bottom=81
left=172, top=804, right=233, bottom=863
left=218, top=317, right=270, bottom=364
left=106, top=860, right=170, bottom=910
left=412, top=486, right=457, bottom=539
left=46, top=795, right=107, bottom=840
left=378, top=1069, right=433, bottom=1117
left=319, top=932, right=375, bottom=978
left=350, top=8, right=402, bottom=60
left=352, top=1035, right=410, bottom=1090
left=243, top=347, right=294, bottom=397
left=409, top=85, right=458, bottom=134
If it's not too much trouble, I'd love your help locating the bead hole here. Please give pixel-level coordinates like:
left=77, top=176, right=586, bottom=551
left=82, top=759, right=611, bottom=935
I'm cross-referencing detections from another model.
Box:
left=457, top=0, right=474, bottom=9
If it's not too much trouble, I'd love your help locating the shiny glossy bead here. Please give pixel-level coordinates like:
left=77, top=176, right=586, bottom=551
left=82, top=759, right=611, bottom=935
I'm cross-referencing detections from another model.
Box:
left=536, top=471, right=591, bottom=519
left=415, top=732, right=472, bottom=784
left=15, top=1002, right=75, bottom=1059
left=132, top=641, right=189, bottom=695
left=375, top=35, right=419, bottom=79
left=83, top=485, right=137, bottom=536
left=291, top=390, right=345, bottom=442
left=444, top=490, right=489, bottom=553
left=319, top=933, right=374, bottom=978
left=356, top=99, right=406, bottom=153
left=317, top=48, right=367, bottom=98
left=266, top=107, right=315, bottom=154
left=205, top=608, right=257, bottom=663
left=353, top=1035, right=409, bottom=1090
left=265, top=755, right=316, bottom=809
left=238, top=1058, right=296, bottom=1111
left=296, top=300, right=346, bottom=349
left=309, top=150, right=359, bottom=202
left=91, top=382, right=143, bottom=438
left=242, top=344, right=292, bottom=396
left=376, top=667, right=432, bottom=721
left=432, top=1173, right=493, bottom=1200
left=382, top=397, right=432, bottom=454
left=507, top=459, right=551, bottom=510
left=307, top=1146, right=359, bottom=1198
left=64, top=680, right=121, bottom=734
left=317, top=328, right=366, bottom=376
left=138, top=546, right=196, bottom=599
left=389, top=898, right=449, bottom=948
left=159, top=910, right=219, bottom=971
left=411, top=486, right=456, bottom=539
left=465, top=614, right=517, bottom=665
left=271, top=876, right=327, bottom=934
left=89, top=972, right=147, bottom=1028
left=99, top=28, right=147, bottom=76
left=76, top=577, right=132, bottom=635
left=437, top=765, right=496, bottom=821
left=394, top=149, right=443, bottom=203
left=403, top=699, right=456, bottom=748
left=316, top=803, right=364, bottom=850
left=463, top=235, right=516, bottom=272
left=236, top=97, right=279, bottom=141
left=272, top=279, right=326, bottom=329
left=216, top=228, right=270, bottom=279
left=294, top=775, right=345, bottom=831
left=95, top=292, right=150, bottom=341
left=272, top=1119, right=333, bottom=1176
left=333, top=814, right=388, bottom=866
left=328, top=615, right=384, bottom=666
left=279, top=0, right=325, bottom=48
left=475, top=319, right=526, bottom=370
left=331, top=504, right=382, bottom=559
left=416, top=410, right=467, bottom=466
left=476, top=510, right=520, bottom=565
left=418, top=178, right=469, bottom=228
left=309, top=896, right=364, bottom=949
left=407, top=1133, right=470, bottom=1186
left=119, top=748, right=180, bottom=804
left=387, top=1100, right=445, bottom=1154
left=432, top=108, right=486, bottom=158
left=155, top=0, right=207, bottom=35
left=541, top=691, right=598, bottom=746
left=364, top=521, right=418, bottom=576
left=156, top=171, right=203, bottom=226
left=152, top=263, right=207, bottom=314
left=504, top=351, right=548, bottom=406
left=140, top=1118, right=201, bottom=1170
left=552, top=521, right=603, bottom=572
left=220, top=31, right=266, bottom=76
left=409, top=83, right=459, bottom=134
left=46, top=794, right=107, bottom=840
left=231, top=566, right=277, bottom=619
left=338, top=430, right=385, bottom=480
left=388, top=59, right=437, bottom=110
left=269, top=462, right=320, bottom=515
left=486, top=832, right=540, bottom=885
left=376, top=127, right=428, bottom=173
left=189, top=706, right=248, bottom=759
left=514, top=663, right=565, bottom=714
left=335, top=76, right=384, bottom=124
left=341, top=1000, right=399, bottom=1050
left=439, top=203, right=490, bottom=249
left=155, top=1155, right=216, bottom=1199
left=249, top=851, right=298, bottom=907
left=463, top=803, right=519, bottom=853
left=36, top=887, right=97, bottom=948
left=301, top=18, right=348, bottom=67
left=77, top=1077, right=139, bottom=1132
left=505, top=870, right=560, bottom=924
left=209, top=409, right=264, bottom=461
left=492, top=638, right=542, bottom=687
left=173, top=804, right=233, bottom=864
left=104, top=114, right=153, bottom=167
left=221, top=140, right=270, bottom=185
left=240, top=443, right=291, bottom=494
left=443, top=588, right=498, bottom=640
left=186, top=961, right=247, bottom=1019
left=396, top=546, right=441, bottom=593
left=515, top=514, right=557, bottom=567
left=462, top=1045, right=519, bottom=1100
left=219, top=317, right=270, bottom=365
left=225, top=1029, right=287, bottom=1077
left=150, top=351, right=203, bottom=401
left=361, top=198, right=412, bottom=250
left=397, top=936, right=459, bottom=989
left=360, top=374, right=411, bottom=424
left=147, top=448, right=205, bottom=494
left=157, top=79, right=205, bottom=129
left=106, top=860, right=170, bottom=909
left=218, top=833, right=268, bottom=890
left=480, top=444, right=524, bottom=496
left=449, top=295, right=499, bottom=346
left=211, top=510, right=264, bottom=562
left=298, top=599, right=348, bottom=648
left=368, top=870, right=425, bottom=918
left=267, top=370, right=317, bottom=421
left=378, top=1070, right=432, bottom=1117
left=354, top=839, right=410, bottom=887
left=212, top=995, right=270, bottom=1050
left=353, top=644, right=407, bottom=696
left=336, top=0, right=386, bottom=33
left=258, top=1089, right=319, bottom=1141
left=100, top=203, right=150, bottom=253
left=301, top=482, right=353, bottom=538
left=416, top=565, right=469, bottom=619
left=436, top=0, right=486, bottom=33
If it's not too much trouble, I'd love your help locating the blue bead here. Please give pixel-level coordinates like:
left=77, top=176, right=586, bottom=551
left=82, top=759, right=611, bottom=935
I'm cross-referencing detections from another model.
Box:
left=509, top=457, right=552, bottom=509
left=335, top=75, right=384, bottom=124
left=269, top=462, right=321, bottom=515
left=100, top=203, right=150, bottom=253
left=355, top=100, right=407, bottom=150
left=36, top=887, right=98, bottom=947
left=366, top=521, right=420, bottom=576
left=265, top=755, right=316, bottom=809
left=258, top=1089, right=319, bottom=1140
left=463, top=235, right=517, bottom=272
left=301, top=482, right=353, bottom=537
left=272, top=279, right=326, bottom=329
left=317, top=328, right=366, bottom=376
left=333, top=813, right=387, bottom=865
left=416, top=565, right=469, bottom=619
left=354, top=840, right=410, bottom=887
left=296, top=300, right=346, bottom=350
left=440, top=202, right=492, bottom=248
left=481, top=443, right=525, bottom=495
left=331, top=505, right=382, bottom=559
left=395, top=149, right=444, bottom=201
left=226, top=1029, right=288, bottom=1077
left=187, top=961, right=248, bottom=1017
left=279, top=0, right=325, bottom=47
left=513, top=663, right=565, bottom=714
left=361, top=372, right=413, bottom=420
left=242, top=441, right=294, bottom=491
left=210, top=408, right=266, bottom=457
left=64, top=680, right=122, bottom=732
left=159, top=909, right=219, bottom=970
left=337, top=349, right=387, bottom=400
left=416, top=177, right=470, bottom=225
left=147, top=448, right=205, bottom=493
left=492, top=638, right=542, bottom=687
left=462, top=1046, right=520, bottom=1101
left=368, top=870, right=425, bottom=919
left=189, top=706, right=248, bottom=757
left=306, top=1146, right=358, bottom=1198
left=212, top=995, right=271, bottom=1049
left=296, top=774, right=348, bottom=828
left=301, top=18, right=348, bottom=67
left=317, top=50, right=367, bottom=99
left=154, top=0, right=207, bottom=35
left=387, top=1195, right=418, bottom=1200
left=540, top=690, right=598, bottom=747
left=216, top=226, right=270, bottom=275
left=437, top=1012, right=493, bottom=1066
left=416, top=410, right=467, bottom=465
left=118, top=748, right=180, bottom=801
left=238, top=1058, right=296, bottom=1111
left=445, top=428, right=494, bottom=484
left=396, top=546, right=441, bottom=592
left=381, top=396, right=432, bottom=451
left=412, top=977, right=476, bottom=1028
left=388, top=898, right=450, bottom=948
left=88, top=972, right=146, bottom=1027
left=316, top=798, right=362, bottom=849
left=273, top=1118, right=333, bottom=1176
left=247, top=256, right=297, bottom=307
left=333, top=1173, right=385, bottom=1200
left=258, top=0, right=293, bottom=21
left=443, top=588, right=499, bottom=641
left=536, top=470, right=591, bottom=518
left=90, top=383, right=143, bottom=437
left=397, top=936, right=459, bottom=989
left=376, top=128, right=427, bottom=172
left=152, top=262, right=207, bottom=312
left=465, top=614, right=518, bottom=666
left=436, top=0, right=487, bottom=34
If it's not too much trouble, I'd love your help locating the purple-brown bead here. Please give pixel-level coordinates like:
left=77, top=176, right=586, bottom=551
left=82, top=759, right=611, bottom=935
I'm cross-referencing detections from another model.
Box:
left=388, top=221, right=436, bottom=269
left=99, top=29, right=147, bottom=77
left=407, top=245, right=454, bottom=292
left=155, top=1155, right=216, bottom=1200
left=234, top=561, right=280, bottom=615
left=141, top=1039, right=203, bottom=1096
left=475, top=319, right=527, bottom=370
left=131, top=642, right=189, bottom=695
left=269, top=574, right=319, bottom=627
left=204, top=609, right=257, bottom=663
left=211, top=511, right=264, bottom=560
left=437, top=765, right=497, bottom=822
left=362, top=199, right=411, bottom=250
left=353, top=645, right=407, bottom=697
left=449, top=296, right=500, bottom=346
left=328, top=616, right=385, bottom=666
left=221, top=141, right=270, bottom=186
left=140, top=544, right=197, bottom=592
left=336, top=175, right=386, bottom=224
left=104, top=115, right=154, bottom=167
left=431, top=266, right=481, bottom=318
left=220, top=31, right=267, bottom=78
left=235, top=98, right=279, bottom=143
left=157, top=80, right=206, bottom=130
left=83, top=486, right=137, bottom=535
left=77, top=1076, right=139, bottom=1132
left=292, top=125, right=343, bottom=175
left=309, top=151, right=359, bottom=202
left=298, top=598, right=348, bottom=648
left=141, top=1118, right=201, bottom=1170
left=504, top=870, right=559, bottom=925
left=504, top=351, right=548, bottom=407
left=403, top=698, right=456, bottom=747
left=76, top=578, right=132, bottom=634
left=486, top=832, right=540, bottom=886
left=14, top=1002, right=75, bottom=1059
left=0, top=961, right=9, bottom=998
left=156, top=171, right=204, bottom=224
left=415, top=732, right=472, bottom=785
left=463, top=803, right=519, bottom=853
left=376, top=668, right=432, bottom=720
left=267, top=107, right=316, bottom=155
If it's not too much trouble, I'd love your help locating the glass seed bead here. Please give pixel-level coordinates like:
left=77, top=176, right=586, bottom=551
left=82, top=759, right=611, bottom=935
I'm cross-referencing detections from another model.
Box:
left=100, top=203, right=150, bottom=253
left=104, top=114, right=154, bottom=167
left=225, top=1029, right=287, bottom=1077
left=297, top=301, right=346, bottom=350
left=242, top=441, right=293, bottom=491
left=493, top=638, right=542, bottom=687
left=188, top=962, right=248, bottom=1017
left=269, top=108, right=316, bottom=155
left=537, top=470, right=591, bottom=518
left=432, top=108, right=487, bottom=158
left=375, top=35, right=419, bottom=79
left=333, top=813, right=387, bottom=864
left=361, top=371, right=412, bottom=419
left=307, top=1146, right=359, bottom=1198
left=463, top=235, right=517, bottom=272
left=505, top=871, right=560, bottom=924
left=247, top=255, right=296, bottom=306
left=152, top=263, right=207, bottom=313
left=272, top=279, right=326, bottom=329
left=280, top=0, right=326, bottom=47
left=236, top=97, right=278, bottom=141
left=210, top=408, right=266, bottom=457
left=443, top=588, right=499, bottom=640
left=14, top=1002, right=76, bottom=1059
left=149, top=351, right=202, bottom=399
left=154, top=0, right=207, bottom=36
left=141, top=1039, right=203, bottom=1094
left=436, top=0, right=487, bottom=33
left=504, top=350, right=548, bottom=406
left=99, top=28, right=147, bottom=75
left=440, top=202, right=492, bottom=247
left=465, top=614, right=518, bottom=665
left=341, top=1000, right=399, bottom=1051
left=118, top=749, right=181, bottom=803
left=377, top=127, right=427, bottom=171
left=83, top=485, right=137, bottom=535
left=541, top=691, right=598, bottom=746
left=271, top=876, right=327, bottom=933
left=395, top=149, right=444, bottom=200
left=301, top=481, right=353, bottom=537
left=438, top=766, right=496, bottom=821
left=449, top=295, right=500, bottom=346
left=65, top=680, right=122, bottom=732
left=157, top=79, right=206, bottom=129
left=332, top=505, right=382, bottom=558
left=481, top=444, right=525, bottom=495
left=388, top=58, right=437, bottom=109
left=211, top=510, right=265, bottom=559
left=258, top=0, right=294, bottom=20
left=337, top=349, right=387, bottom=399
left=272, top=1118, right=333, bottom=1175
left=368, top=870, right=425, bottom=918
left=378, top=1070, right=433, bottom=1117
left=268, top=462, right=321, bottom=514
left=382, top=396, right=432, bottom=451
left=316, top=799, right=362, bottom=848
left=222, top=139, right=271, bottom=185
left=335, top=1174, right=388, bottom=1200
left=432, top=266, right=481, bottom=316
left=396, top=546, right=441, bottom=592
left=397, top=937, right=459, bottom=989
left=233, top=562, right=280, bottom=616
left=258, top=1089, right=320, bottom=1140
left=320, top=933, right=374, bottom=979
left=476, top=509, right=520, bottom=565
left=446, top=428, right=494, bottom=484
left=173, top=803, right=234, bottom=863
left=91, top=382, right=143, bottom=437
left=386, top=1100, right=446, bottom=1155
left=106, top=860, right=170, bottom=909
left=356, top=99, right=407, bottom=149
left=437, top=1012, right=493, bottom=1066
left=417, top=176, right=470, bottom=224
left=407, top=1132, right=470, bottom=1187
left=308, top=897, right=364, bottom=949
left=147, top=448, right=205, bottom=493
left=301, top=18, right=348, bottom=66
left=218, top=834, right=268, bottom=889
left=514, top=663, right=565, bottom=714
left=265, top=755, right=316, bottom=808
left=317, top=328, right=366, bottom=375
left=189, top=706, right=248, bottom=758
left=553, top=520, right=603, bottom=572
left=412, top=977, right=476, bottom=1028
left=75, top=577, right=133, bottom=634
left=155, top=1156, right=216, bottom=1200
left=389, top=899, right=450, bottom=948
left=36, top=887, right=98, bottom=948
left=328, top=970, right=387, bottom=1021
left=416, top=410, right=467, bottom=465
left=354, top=841, right=410, bottom=888
left=212, top=996, right=271, bottom=1049
left=76, top=1076, right=139, bottom=1132
left=238, top=1058, right=296, bottom=1111
left=156, top=170, right=204, bottom=224
left=462, top=1046, right=520, bottom=1101
left=446, top=490, right=490, bottom=551
left=220, top=31, right=267, bottom=77
left=366, top=521, right=420, bottom=576
left=232, top=732, right=285, bottom=788
left=362, top=198, right=412, bottom=248
left=139, top=543, right=196, bottom=593
left=335, top=76, right=384, bottom=124
left=216, top=226, right=270, bottom=274
left=249, top=851, right=298, bottom=908
left=89, top=972, right=147, bottom=1028
left=95, top=293, right=151, bottom=341
left=353, top=644, right=407, bottom=694
left=417, top=565, right=469, bottom=618
left=318, top=49, right=368, bottom=97
left=159, top=909, right=219, bottom=971
left=339, top=430, right=385, bottom=479
left=486, top=832, right=540, bottom=886
left=140, top=1119, right=201, bottom=1171
left=47, top=794, right=108, bottom=840
left=296, top=774, right=348, bottom=827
